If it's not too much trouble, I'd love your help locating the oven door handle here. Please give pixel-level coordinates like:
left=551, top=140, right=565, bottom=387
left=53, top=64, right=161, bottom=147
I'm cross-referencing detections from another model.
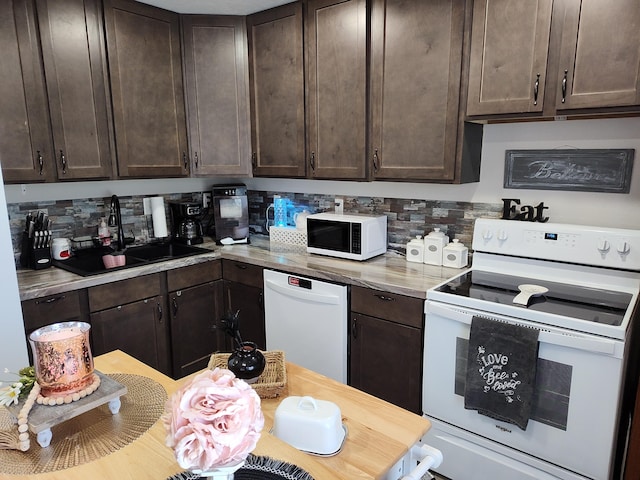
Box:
left=427, top=302, right=620, bottom=357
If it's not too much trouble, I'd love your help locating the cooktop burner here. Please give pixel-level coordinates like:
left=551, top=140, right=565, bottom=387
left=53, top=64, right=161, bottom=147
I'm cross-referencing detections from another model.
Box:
left=435, top=270, right=632, bottom=326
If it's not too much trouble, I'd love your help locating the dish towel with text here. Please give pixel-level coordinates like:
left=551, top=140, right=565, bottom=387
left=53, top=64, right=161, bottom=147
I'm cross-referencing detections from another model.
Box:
left=464, top=316, right=540, bottom=430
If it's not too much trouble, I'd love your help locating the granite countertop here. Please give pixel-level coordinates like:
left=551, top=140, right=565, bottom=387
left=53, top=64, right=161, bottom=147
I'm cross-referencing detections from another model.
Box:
left=17, top=236, right=463, bottom=302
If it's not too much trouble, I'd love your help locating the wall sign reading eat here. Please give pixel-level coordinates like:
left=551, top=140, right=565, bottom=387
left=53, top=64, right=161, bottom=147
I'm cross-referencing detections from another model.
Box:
left=502, top=199, right=549, bottom=222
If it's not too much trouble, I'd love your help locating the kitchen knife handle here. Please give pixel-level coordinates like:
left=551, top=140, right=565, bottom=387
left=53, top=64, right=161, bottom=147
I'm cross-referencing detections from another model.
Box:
left=533, top=73, right=540, bottom=105
left=59, top=150, right=67, bottom=174
left=561, top=69, right=568, bottom=103
left=36, top=151, right=44, bottom=175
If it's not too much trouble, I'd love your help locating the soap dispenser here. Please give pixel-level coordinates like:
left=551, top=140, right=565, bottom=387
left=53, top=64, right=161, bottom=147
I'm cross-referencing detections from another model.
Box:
left=406, top=236, right=424, bottom=263
left=423, top=228, right=449, bottom=265
left=98, top=218, right=111, bottom=246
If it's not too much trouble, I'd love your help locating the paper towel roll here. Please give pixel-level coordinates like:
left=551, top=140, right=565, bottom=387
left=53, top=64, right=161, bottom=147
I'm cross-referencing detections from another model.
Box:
left=150, top=197, right=168, bottom=238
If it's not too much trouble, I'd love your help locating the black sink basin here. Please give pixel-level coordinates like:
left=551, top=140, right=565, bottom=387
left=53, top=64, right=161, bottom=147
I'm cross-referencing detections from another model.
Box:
left=52, top=243, right=210, bottom=277
left=125, top=243, right=209, bottom=261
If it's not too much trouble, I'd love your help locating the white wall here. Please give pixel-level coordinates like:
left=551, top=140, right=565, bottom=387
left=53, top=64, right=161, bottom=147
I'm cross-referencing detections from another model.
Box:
left=4, top=117, right=640, bottom=229
left=244, top=117, right=640, bottom=229
left=0, top=170, right=30, bottom=372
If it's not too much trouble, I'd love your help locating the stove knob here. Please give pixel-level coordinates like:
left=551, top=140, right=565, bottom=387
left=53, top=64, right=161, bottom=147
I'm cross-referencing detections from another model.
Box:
left=597, top=239, right=610, bottom=253
left=617, top=241, right=631, bottom=256
left=482, top=229, right=493, bottom=241
left=498, top=230, right=508, bottom=242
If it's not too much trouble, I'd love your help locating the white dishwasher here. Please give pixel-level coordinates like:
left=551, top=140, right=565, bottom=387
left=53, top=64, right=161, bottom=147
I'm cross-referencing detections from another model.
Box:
left=263, top=269, right=348, bottom=383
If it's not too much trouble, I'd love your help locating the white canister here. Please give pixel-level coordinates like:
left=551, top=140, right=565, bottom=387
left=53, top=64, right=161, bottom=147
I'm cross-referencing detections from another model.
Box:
left=51, top=238, right=71, bottom=260
left=423, top=228, right=449, bottom=265
left=406, top=236, right=424, bottom=263
left=442, top=239, right=469, bottom=268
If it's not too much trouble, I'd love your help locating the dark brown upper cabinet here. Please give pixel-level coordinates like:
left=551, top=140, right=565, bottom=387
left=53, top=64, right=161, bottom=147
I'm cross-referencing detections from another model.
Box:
left=550, top=0, right=640, bottom=112
left=1, top=0, right=113, bottom=184
left=1, top=0, right=54, bottom=183
left=305, top=0, right=367, bottom=180
left=36, top=0, right=114, bottom=181
left=467, top=0, right=640, bottom=119
left=369, top=0, right=472, bottom=182
left=182, top=15, right=252, bottom=177
left=247, top=3, right=306, bottom=178
left=103, top=0, right=189, bottom=178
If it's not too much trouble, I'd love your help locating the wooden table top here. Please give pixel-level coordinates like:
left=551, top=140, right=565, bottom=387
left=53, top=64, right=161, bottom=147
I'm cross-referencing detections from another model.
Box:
left=12, top=350, right=430, bottom=480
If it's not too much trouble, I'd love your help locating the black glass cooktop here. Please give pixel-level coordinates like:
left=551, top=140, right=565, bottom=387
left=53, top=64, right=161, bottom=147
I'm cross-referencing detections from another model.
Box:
left=435, top=270, right=633, bottom=326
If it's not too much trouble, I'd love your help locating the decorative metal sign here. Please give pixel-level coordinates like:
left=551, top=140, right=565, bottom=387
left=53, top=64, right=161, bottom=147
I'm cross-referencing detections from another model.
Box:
left=504, top=149, right=634, bottom=193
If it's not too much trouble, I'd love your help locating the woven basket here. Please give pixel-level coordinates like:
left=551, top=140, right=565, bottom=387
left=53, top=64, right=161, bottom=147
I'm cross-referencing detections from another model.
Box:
left=269, top=226, right=307, bottom=247
left=208, top=350, right=287, bottom=399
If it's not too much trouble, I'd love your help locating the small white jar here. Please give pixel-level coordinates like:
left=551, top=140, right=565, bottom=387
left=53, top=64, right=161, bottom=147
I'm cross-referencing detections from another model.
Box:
left=406, top=236, right=424, bottom=263
left=442, top=239, right=469, bottom=268
left=423, top=228, right=449, bottom=266
left=51, top=238, right=71, bottom=260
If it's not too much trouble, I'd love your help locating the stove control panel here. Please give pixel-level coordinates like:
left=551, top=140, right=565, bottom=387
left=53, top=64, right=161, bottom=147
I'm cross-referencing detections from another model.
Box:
left=472, top=219, right=640, bottom=270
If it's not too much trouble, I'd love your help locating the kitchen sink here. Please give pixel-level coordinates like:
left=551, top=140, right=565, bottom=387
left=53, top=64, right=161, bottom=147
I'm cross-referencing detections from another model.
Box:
left=52, top=243, right=210, bottom=276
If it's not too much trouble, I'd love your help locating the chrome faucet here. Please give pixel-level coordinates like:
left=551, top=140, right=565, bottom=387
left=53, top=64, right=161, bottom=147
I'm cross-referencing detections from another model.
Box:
left=108, top=195, right=125, bottom=252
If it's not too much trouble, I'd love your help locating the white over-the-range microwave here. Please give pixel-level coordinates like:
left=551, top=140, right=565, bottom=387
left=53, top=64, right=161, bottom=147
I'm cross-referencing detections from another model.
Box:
left=306, top=212, right=388, bottom=261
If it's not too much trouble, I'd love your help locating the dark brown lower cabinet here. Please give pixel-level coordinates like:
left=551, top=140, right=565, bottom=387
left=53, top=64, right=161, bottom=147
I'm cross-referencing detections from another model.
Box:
left=221, top=260, right=266, bottom=350
left=21, top=290, right=89, bottom=364
left=350, top=286, right=424, bottom=414
left=167, top=261, right=224, bottom=378
left=90, top=295, right=168, bottom=375
left=88, top=272, right=171, bottom=376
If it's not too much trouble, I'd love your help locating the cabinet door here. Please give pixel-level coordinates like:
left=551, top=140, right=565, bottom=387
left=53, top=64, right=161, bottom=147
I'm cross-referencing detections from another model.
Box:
left=370, top=0, right=465, bottom=181
left=90, top=295, right=170, bottom=375
left=103, top=0, right=189, bottom=178
left=36, top=0, right=113, bottom=180
left=170, top=281, right=225, bottom=378
left=182, top=15, right=252, bottom=177
left=553, top=0, right=640, bottom=110
left=223, top=280, right=266, bottom=351
left=305, top=0, right=366, bottom=179
left=466, top=0, right=553, bottom=116
left=350, top=313, right=422, bottom=413
left=247, top=3, right=306, bottom=178
left=0, top=0, right=55, bottom=183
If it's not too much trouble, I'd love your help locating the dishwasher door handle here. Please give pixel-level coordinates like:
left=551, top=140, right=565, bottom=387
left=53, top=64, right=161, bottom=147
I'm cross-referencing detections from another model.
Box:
left=265, top=279, right=342, bottom=305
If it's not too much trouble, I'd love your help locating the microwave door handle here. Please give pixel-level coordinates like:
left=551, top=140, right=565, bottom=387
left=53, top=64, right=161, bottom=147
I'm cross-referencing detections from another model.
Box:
left=427, top=302, right=620, bottom=357
left=264, top=279, right=341, bottom=305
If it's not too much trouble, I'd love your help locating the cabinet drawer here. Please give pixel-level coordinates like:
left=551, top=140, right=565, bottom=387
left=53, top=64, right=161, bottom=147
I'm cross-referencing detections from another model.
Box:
left=351, top=286, right=423, bottom=329
left=167, top=260, right=222, bottom=292
left=21, top=290, right=87, bottom=331
left=222, top=259, right=264, bottom=289
left=88, top=273, right=162, bottom=312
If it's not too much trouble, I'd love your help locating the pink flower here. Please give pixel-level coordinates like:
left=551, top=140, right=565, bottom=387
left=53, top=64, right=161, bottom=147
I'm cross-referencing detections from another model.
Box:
left=162, top=368, right=264, bottom=472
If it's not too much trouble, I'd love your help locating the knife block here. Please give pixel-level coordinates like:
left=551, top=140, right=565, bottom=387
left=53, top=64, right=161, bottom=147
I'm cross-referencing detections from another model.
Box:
left=20, top=232, right=52, bottom=270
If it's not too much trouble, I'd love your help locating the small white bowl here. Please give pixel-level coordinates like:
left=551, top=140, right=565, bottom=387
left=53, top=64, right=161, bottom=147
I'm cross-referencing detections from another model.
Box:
left=272, top=396, right=345, bottom=455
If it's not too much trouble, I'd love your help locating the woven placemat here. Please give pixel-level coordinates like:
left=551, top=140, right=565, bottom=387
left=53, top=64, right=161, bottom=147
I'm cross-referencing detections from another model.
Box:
left=0, top=373, right=167, bottom=475
left=168, top=454, right=315, bottom=480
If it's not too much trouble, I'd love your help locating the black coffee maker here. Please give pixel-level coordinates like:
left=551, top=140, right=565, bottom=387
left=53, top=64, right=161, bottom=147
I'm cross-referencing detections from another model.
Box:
left=169, top=201, right=204, bottom=245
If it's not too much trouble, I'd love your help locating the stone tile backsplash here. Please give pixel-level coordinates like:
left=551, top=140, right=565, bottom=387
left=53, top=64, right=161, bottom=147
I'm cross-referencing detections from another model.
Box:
left=8, top=190, right=502, bottom=266
left=247, top=190, right=502, bottom=253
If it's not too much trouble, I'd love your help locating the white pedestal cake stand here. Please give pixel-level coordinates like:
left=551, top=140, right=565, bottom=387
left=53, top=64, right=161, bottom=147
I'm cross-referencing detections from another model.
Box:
left=6, top=370, right=127, bottom=447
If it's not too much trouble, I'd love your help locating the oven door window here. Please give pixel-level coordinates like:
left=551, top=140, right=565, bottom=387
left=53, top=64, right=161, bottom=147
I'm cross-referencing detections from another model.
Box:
left=455, top=337, right=572, bottom=430
left=307, top=220, right=351, bottom=253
